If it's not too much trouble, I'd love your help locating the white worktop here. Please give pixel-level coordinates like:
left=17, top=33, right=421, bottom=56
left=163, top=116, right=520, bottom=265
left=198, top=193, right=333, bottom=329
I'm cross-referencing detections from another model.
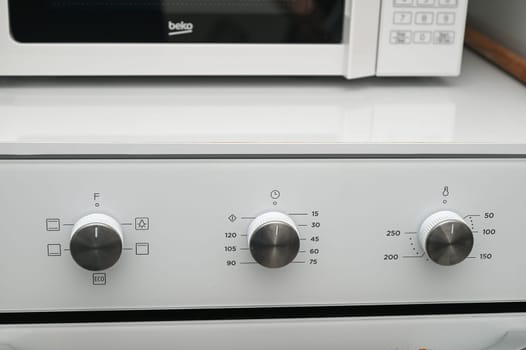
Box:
left=0, top=50, right=524, bottom=156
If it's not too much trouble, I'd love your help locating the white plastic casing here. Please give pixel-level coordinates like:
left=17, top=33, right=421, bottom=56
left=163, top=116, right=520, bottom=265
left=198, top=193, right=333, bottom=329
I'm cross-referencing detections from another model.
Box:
left=71, top=213, right=124, bottom=242
left=377, top=0, right=469, bottom=76
left=247, top=212, right=299, bottom=243
left=0, top=0, right=468, bottom=78
left=418, top=210, right=467, bottom=253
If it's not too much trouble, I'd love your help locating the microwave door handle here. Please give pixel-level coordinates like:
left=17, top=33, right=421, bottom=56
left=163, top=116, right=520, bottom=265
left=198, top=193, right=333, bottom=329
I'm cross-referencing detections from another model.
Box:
left=483, top=331, right=526, bottom=350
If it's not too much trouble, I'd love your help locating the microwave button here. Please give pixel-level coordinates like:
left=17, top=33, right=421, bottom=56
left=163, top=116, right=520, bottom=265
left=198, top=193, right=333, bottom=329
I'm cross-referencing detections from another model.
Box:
left=437, top=12, right=456, bottom=25
left=434, top=31, right=455, bottom=45
left=413, top=31, right=432, bottom=44
left=394, top=0, right=414, bottom=7
left=394, top=12, right=413, bottom=25
left=416, top=0, right=436, bottom=7
left=438, top=0, right=458, bottom=7
left=415, top=12, right=435, bottom=25
left=390, top=31, right=412, bottom=44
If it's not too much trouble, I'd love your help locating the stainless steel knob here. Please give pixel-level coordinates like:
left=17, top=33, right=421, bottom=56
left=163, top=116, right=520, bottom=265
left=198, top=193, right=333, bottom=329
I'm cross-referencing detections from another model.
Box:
left=70, top=214, right=123, bottom=271
left=419, top=211, right=474, bottom=266
left=248, top=212, right=300, bottom=269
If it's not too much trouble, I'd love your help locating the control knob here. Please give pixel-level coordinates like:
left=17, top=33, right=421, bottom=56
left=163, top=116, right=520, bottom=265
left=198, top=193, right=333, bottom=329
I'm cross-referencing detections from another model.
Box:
left=419, top=211, right=474, bottom=266
left=70, top=213, right=123, bottom=271
left=248, top=212, right=300, bottom=268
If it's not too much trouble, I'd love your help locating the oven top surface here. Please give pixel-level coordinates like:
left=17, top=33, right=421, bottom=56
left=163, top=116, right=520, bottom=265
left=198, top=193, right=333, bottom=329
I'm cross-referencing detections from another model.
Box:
left=0, top=50, right=524, bottom=156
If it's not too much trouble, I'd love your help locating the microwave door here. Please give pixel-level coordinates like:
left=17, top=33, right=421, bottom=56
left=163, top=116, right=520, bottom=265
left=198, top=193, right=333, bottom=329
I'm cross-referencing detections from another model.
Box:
left=8, top=0, right=344, bottom=43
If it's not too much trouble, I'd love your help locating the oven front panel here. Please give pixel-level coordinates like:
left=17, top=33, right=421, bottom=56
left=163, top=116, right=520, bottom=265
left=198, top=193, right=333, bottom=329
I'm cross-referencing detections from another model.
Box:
left=1, top=315, right=526, bottom=350
left=0, top=158, right=524, bottom=312
left=8, top=0, right=344, bottom=43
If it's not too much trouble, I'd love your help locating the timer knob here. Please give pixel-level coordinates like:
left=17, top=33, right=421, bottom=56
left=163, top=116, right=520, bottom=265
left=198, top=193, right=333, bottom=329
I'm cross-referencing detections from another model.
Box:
left=70, top=213, right=123, bottom=271
left=248, top=212, right=300, bottom=269
left=419, top=211, right=474, bottom=266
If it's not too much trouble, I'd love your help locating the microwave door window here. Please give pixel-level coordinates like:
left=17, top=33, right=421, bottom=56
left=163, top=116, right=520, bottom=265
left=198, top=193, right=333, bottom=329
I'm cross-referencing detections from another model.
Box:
left=8, top=0, right=345, bottom=43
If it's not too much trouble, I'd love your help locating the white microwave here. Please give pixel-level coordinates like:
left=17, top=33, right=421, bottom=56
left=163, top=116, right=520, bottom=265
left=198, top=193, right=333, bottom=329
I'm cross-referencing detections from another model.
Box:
left=0, top=0, right=467, bottom=78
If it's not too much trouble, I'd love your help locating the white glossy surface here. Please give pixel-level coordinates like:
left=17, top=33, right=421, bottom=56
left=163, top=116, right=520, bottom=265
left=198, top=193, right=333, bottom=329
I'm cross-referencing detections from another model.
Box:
left=0, top=51, right=524, bottom=155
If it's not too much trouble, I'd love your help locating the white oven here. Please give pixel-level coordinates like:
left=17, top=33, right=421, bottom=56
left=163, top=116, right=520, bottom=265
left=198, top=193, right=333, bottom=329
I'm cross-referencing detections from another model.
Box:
left=0, top=0, right=467, bottom=78
left=0, top=50, right=526, bottom=349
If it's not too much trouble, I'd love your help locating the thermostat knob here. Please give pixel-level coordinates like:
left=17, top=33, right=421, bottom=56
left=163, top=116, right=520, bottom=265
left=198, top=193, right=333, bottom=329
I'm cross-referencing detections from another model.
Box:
left=70, top=213, right=123, bottom=271
left=419, top=211, right=474, bottom=266
left=248, top=212, right=300, bottom=269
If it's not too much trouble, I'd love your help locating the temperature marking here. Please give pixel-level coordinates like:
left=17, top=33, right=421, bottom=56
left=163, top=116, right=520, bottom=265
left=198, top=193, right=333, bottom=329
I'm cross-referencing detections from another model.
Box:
left=403, top=253, right=426, bottom=258
left=463, top=215, right=478, bottom=230
left=288, top=213, right=309, bottom=216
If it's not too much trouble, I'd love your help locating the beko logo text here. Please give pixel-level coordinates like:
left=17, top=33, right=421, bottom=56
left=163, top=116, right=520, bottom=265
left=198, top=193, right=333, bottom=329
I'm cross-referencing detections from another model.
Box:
left=168, top=21, right=194, bottom=36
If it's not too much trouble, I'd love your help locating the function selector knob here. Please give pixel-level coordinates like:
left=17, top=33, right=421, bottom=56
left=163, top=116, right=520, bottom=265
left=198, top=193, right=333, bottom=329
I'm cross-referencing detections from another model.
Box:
left=419, top=211, right=474, bottom=266
left=248, top=212, right=300, bottom=269
left=70, top=213, right=123, bottom=271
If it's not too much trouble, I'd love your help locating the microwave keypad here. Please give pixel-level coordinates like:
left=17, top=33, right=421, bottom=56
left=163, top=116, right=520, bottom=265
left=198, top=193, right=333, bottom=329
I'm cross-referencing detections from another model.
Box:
left=391, top=0, right=458, bottom=45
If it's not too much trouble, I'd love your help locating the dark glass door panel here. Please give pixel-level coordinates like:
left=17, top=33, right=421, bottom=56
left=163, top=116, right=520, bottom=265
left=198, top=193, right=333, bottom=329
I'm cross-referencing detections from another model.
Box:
left=9, top=0, right=344, bottom=43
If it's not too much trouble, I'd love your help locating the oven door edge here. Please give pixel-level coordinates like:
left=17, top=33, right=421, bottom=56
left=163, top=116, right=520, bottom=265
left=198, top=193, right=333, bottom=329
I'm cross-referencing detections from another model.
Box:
left=0, top=314, right=525, bottom=350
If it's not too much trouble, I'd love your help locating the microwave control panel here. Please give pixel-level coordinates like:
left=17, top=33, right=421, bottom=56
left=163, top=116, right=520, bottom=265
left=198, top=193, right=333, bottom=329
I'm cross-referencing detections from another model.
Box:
left=377, top=0, right=468, bottom=76
left=0, top=158, right=524, bottom=312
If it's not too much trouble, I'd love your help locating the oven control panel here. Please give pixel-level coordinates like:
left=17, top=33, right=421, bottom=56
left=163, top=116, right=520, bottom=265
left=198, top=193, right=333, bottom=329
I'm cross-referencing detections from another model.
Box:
left=0, top=158, right=524, bottom=312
